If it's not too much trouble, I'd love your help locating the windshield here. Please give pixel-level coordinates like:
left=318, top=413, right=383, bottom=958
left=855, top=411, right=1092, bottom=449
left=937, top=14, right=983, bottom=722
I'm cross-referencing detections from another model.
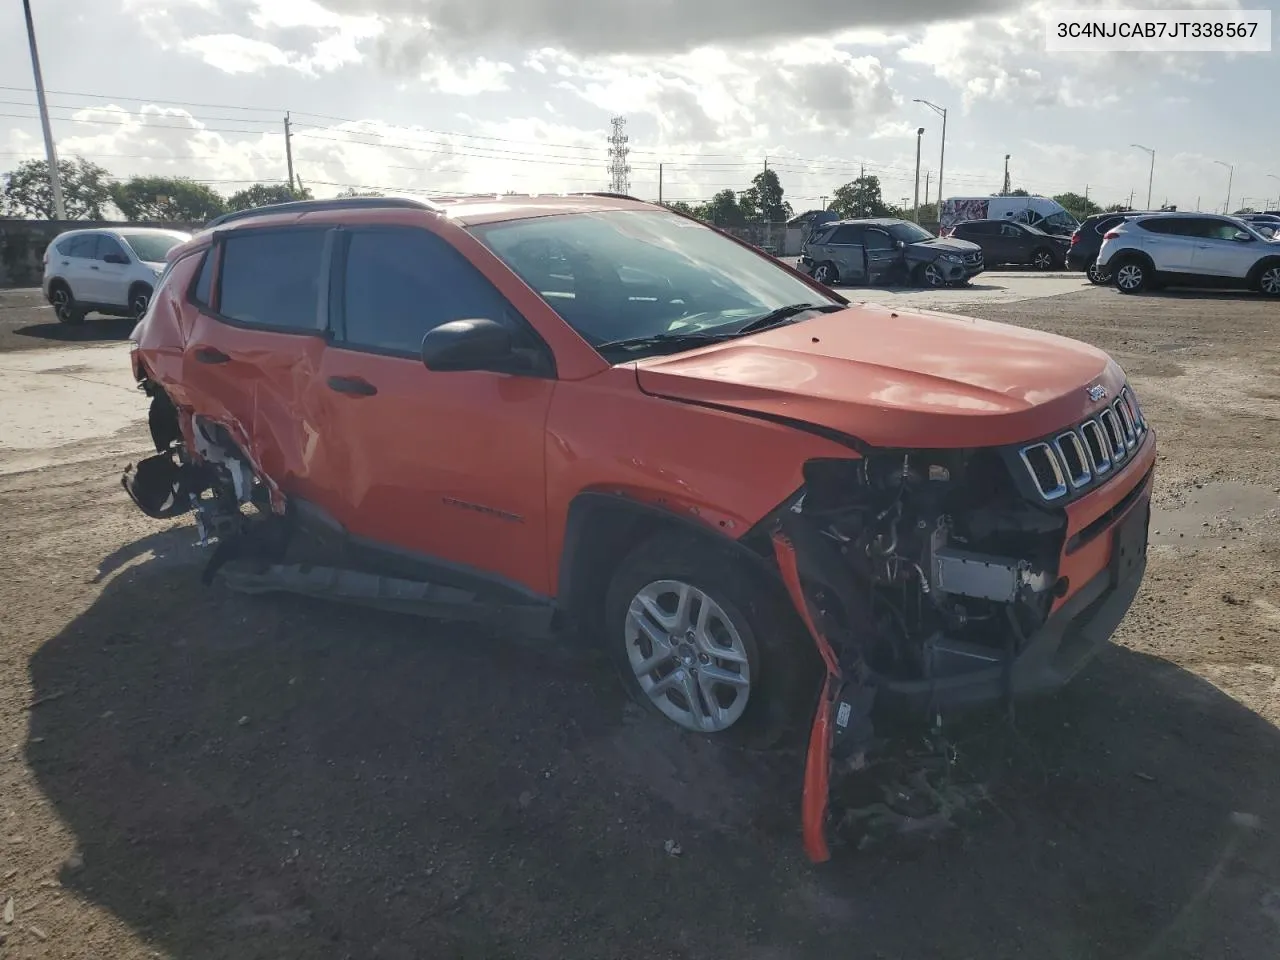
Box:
left=470, top=210, right=841, bottom=357
left=887, top=221, right=935, bottom=244
left=122, top=232, right=185, bottom=264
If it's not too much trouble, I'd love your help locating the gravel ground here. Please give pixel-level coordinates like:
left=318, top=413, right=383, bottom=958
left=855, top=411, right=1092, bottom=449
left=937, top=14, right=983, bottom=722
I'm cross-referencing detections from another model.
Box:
left=2, top=283, right=1280, bottom=959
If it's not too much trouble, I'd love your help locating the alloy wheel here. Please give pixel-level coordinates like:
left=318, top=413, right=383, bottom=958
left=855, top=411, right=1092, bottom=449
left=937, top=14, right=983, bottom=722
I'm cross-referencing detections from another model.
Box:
left=132, top=293, right=150, bottom=321
left=1260, top=266, right=1280, bottom=296
left=1086, top=259, right=1110, bottom=284
left=813, top=263, right=834, bottom=285
left=923, top=263, right=945, bottom=287
left=51, top=288, right=72, bottom=321
left=1033, top=251, right=1054, bottom=270
left=624, top=579, right=751, bottom=733
left=1116, top=263, right=1144, bottom=292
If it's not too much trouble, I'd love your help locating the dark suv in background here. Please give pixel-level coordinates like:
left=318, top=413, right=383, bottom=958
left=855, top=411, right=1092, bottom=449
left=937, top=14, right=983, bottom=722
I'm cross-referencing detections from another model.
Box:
left=797, top=217, right=983, bottom=287
left=948, top=219, right=1069, bottom=270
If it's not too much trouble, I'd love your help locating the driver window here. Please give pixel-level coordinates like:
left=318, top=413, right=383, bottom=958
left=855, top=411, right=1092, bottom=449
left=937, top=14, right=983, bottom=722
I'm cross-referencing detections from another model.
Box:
left=96, top=236, right=127, bottom=262
left=864, top=230, right=893, bottom=251
left=340, top=227, right=529, bottom=355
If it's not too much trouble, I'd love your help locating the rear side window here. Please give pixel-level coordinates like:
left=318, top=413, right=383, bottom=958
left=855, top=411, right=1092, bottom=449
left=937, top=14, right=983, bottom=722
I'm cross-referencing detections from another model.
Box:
left=1095, top=217, right=1124, bottom=234
left=192, top=249, right=214, bottom=306
left=339, top=227, right=522, bottom=355
left=1137, top=219, right=1174, bottom=234
left=828, top=225, right=863, bottom=244
left=218, top=229, right=327, bottom=331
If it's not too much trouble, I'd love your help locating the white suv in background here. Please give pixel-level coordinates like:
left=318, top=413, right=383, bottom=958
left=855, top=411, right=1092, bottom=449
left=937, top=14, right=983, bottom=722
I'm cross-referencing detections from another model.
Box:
left=1097, top=213, right=1280, bottom=296
left=42, top=227, right=191, bottom=325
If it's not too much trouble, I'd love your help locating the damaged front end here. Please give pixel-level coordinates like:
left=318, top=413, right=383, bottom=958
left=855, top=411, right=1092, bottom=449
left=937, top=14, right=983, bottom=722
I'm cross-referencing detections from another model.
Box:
left=760, top=445, right=1150, bottom=861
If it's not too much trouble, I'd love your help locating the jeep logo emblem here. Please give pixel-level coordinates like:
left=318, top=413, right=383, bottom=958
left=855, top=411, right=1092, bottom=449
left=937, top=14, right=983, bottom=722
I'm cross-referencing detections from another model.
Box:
left=1087, top=384, right=1107, bottom=402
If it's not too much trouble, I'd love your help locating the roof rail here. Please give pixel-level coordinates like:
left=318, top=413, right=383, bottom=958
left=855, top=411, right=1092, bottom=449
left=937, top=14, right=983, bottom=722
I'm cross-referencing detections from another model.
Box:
left=578, top=191, right=647, bottom=203
left=203, top=195, right=444, bottom=230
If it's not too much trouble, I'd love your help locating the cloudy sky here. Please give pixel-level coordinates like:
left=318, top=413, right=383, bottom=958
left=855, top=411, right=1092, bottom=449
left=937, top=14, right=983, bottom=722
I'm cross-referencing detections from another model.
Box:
left=2, top=0, right=1278, bottom=215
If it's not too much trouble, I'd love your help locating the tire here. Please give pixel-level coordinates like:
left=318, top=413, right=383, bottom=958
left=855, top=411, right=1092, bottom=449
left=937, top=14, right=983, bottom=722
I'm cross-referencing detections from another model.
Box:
left=129, top=283, right=154, bottom=322
left=1031, top=248, right=1056, bottom=271
left=914, top=261, right=946, bottom=288
left=1255, top=261, right=1280, bottom=297
left=812, top=261, right=838, bottom=285
left=1113, top=257, right=1151, bottom=294
left=603, top=531, right=816, bottom=749
left=1086, top=258, right=1111, bottom=285
left=49, top=281, right=86, bottom=325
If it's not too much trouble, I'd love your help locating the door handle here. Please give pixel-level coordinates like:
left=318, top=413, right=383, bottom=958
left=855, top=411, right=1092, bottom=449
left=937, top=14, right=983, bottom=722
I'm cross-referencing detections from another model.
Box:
left=194, top=346, right=231, bottom=364
left=327, top=375, right=377, bottom=396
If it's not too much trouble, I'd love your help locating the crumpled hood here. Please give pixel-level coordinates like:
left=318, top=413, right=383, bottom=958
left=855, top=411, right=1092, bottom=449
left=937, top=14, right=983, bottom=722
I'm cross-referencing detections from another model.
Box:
left=634, top=302, right=1125, bottom=449
left=911, top=237, right=981, bottom=256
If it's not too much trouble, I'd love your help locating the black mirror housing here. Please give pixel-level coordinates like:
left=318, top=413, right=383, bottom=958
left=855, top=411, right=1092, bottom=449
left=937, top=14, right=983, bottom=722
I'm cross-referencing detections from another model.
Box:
left=421, top=318, right=515, bottom=372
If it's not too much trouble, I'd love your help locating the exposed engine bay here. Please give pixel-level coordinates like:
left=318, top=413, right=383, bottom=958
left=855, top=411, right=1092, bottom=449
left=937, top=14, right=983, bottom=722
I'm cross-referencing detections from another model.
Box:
left=771, top=449, right=1067, bottom=688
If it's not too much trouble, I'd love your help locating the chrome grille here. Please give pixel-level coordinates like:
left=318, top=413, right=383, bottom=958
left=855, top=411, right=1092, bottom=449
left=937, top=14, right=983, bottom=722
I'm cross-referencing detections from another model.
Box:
left=1017, top=385, right=1149, bottom=501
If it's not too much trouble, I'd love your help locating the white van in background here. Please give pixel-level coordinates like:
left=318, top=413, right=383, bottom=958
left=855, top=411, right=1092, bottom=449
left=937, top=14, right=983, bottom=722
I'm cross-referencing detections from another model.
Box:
left=940, top=195, right=1080, bottom=237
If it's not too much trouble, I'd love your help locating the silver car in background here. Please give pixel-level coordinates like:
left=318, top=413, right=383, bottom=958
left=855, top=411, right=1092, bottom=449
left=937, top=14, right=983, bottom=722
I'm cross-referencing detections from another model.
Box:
left=1096, top=213, right=1280, bottom=296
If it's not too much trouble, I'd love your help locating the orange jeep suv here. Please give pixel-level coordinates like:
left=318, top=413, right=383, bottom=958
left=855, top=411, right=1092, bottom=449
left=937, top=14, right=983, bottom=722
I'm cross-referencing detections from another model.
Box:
left=125, top=194, right=1154, bottom=765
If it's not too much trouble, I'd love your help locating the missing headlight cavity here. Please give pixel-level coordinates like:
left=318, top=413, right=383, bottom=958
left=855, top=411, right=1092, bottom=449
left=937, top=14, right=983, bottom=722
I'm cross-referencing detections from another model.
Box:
left=790, top=449, right=1066, bottom=685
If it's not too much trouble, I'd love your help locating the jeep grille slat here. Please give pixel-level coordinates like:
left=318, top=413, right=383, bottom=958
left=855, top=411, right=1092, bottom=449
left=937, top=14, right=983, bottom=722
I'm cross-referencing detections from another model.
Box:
left=1016, top=383, right=1149, bottom=503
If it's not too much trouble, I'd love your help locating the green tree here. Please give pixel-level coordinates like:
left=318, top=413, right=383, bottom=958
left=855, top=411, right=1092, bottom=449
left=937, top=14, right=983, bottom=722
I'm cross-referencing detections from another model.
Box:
left=1103, top=203, right=1131, bottom=213
left=829, top=174, right=894, bottom=219
left=226, top=182, right=313, bottom=211
left=739, top=169, right=792, bottom=223
left=112, top=176, right=227, bottom=222
left=1054, top=191, right=1101, bottom=220
left=1, top=156, right=114, bottom=220
left=335, top=187, right=384, bottom=198
left=704, top=188, right=748, bottom=227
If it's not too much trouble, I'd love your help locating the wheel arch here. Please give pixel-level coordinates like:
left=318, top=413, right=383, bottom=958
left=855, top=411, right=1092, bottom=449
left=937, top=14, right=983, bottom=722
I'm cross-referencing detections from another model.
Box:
left=555, top=490, right=783, bottom=635
left=1246, top=255, right=1280, bottom=287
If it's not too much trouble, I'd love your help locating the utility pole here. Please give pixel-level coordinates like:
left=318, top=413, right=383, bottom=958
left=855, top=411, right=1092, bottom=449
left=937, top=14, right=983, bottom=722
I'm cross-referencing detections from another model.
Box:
left=1084, top=184, right=1089, bottom=204
left=284, top=112, right=296, bottom=193
left=1128, top=189, right=1135, bottom=209
left=913, top=99, right=947, bottom=218
left=1213, top=159, right=1233, bottom=213
left=913, top=127, right=924, bottom=223
left=820, top=195, right=828, bottom=210
left=658, top=163, right=663, bottom=204
left=22, top=0, right=65, bottom=220
left=1131, top=144, right=1154, bottom=210
left=924, top=171, right=931, bottom=210
left=1002, top=154, right=1010, bottom=195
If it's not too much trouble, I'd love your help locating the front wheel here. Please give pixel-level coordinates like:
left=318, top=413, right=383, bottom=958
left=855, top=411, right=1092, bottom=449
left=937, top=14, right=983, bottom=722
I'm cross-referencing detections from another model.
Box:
left=1086, top=258, right=1111, bottom=285
left=915, top=261, right=946, bottom=287
left=1113, top=258, right=1150, bottom=294
left=603, top=532, right=815, bottom=748
left=1257, top=263, right=1280, bottom=297
left=130, top=285, right=153, bottom=321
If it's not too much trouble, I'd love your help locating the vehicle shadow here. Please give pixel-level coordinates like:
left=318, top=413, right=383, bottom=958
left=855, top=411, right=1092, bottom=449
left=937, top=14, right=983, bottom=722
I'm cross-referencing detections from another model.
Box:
left=26, top=555, right=1280, bottom=959
left=1117, top=288, right=1264, bottom=302
left=14, top=316, right=136, bottom=345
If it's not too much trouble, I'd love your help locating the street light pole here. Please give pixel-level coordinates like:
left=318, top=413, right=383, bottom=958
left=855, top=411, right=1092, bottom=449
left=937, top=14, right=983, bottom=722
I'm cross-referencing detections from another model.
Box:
left=913, top=99, right=947, bottom=217
left=1003, top=154, right=1010, bottom=194
left=22, top=0, right=65, bottom=220
left=1131, top=144, right=1154, bottom=210
left=913, top=127, right=924, bottom=223
left=1214, top=160, right=1234, bottom=213
left=1268, top=174, right=1279, bottom=211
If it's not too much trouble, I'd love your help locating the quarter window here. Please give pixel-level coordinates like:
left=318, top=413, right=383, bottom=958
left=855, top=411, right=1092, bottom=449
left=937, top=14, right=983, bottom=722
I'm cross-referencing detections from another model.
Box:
left=339, top=227, right=524, bottom=355
left=217, top=229, right=327, bottom=331
left=191, top=249, right=215, bottom=307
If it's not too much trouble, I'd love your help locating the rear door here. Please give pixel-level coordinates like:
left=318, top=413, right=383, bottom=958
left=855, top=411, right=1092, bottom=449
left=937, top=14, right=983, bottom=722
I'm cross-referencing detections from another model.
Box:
left=181, top=226, right=332, bottom=485
left=961, top=221, right=1003, bottom=262
left=822, top=224, right=866, bottom=282
left=1000, top=223, right=1030, bottom=263
left=306, top=224, right=557, bottom=596
left=58, top=234, right=98, bottom=301
left=1142, top=218, right=1203, bottom=273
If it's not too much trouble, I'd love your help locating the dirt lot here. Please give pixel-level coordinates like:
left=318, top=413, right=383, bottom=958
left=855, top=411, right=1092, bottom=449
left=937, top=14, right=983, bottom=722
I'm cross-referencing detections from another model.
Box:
left=2, top=282, right=1280, bottom=959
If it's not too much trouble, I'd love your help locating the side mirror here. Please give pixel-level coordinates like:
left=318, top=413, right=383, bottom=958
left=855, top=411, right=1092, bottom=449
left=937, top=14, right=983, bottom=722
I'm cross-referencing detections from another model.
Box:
left=103, top=252, right=129, bottom=264
left=421, top=318, right=517, bottom=373
left=1234, top=231, right=1254, bottom=242
left=895, top=240, right=906, bottom=250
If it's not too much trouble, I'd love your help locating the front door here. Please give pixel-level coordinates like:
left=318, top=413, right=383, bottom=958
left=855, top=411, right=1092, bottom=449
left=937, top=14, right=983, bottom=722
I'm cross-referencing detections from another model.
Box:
left=863, top=228, right=899, bottom=282
left=88, top=235, right=132, bottom=306
left=1188, top=219, right=1258, bottom=280
left=306, top=224, right=556, bottom=597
